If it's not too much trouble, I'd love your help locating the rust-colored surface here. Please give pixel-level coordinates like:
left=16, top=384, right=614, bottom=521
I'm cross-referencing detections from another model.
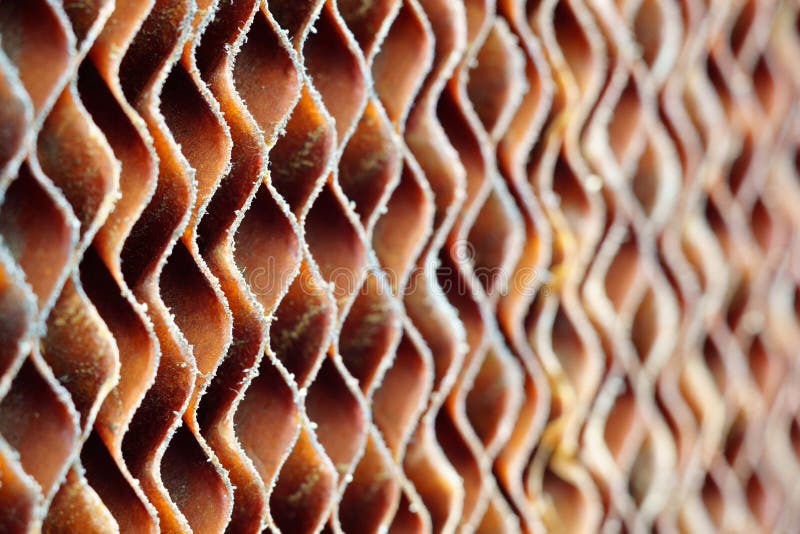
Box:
left=1, top=0, right=800, bottom=532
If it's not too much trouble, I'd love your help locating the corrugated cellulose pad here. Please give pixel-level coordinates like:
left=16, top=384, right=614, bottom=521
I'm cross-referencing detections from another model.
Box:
left=2, top=0, right=800, bottom=532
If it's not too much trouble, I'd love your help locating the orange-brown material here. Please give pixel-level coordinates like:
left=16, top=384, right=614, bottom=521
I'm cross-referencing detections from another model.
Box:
left=1, top=0, right=800, bottom=533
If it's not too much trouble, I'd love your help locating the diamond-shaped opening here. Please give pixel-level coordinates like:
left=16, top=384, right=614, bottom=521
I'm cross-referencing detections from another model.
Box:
left=161, top=424, right=231, bottom=533
left=604, top=230, right=640, bottom=312
left=305, top=185, right=367, bottom=309
left=730, top=0, right=755, bottom=56
left=234, top=10, right=300, bottom=143
left=270, top=426, right=337, bottom=533
left=725, top=278, right=749, bottom=332
left=701, top=474, right=724, bottom=528
left=748, top=336, right=781, bottom=399
left=373, top=333, right=430, bottom=456
left=373, top=1, right=432, bottom=126
left=0, top=358, right=78, bottom=494
left=437, top=95, right=485, bottom=204
left=467, top=20, right=524, bottom=136
left=0, top=256, right=34, bottom=385
left=496, top=367, right=541, bottom=474
left=705, top=55, right=733, bottom=115
left=679, top=365, right=710, bottom=426
left=234, top=184, right=301, bottom=312
left=552, top=154, right=590, bottom=233
left=236, top=360, right=299, bottom=487
left=524, top=289, right=548, bottom=350
left=631, top=288, right=657, bottom=364
left=338, top=101, right=401, bottom=225
left=627, top=438, right=654, bottom=507
left=727, top=133, right=752, bottom=196
left=162, top=241, right=229, bottom=380
left=658, top=101, right=690, bottom=177
left=704, top=197, right=730, bottom=255
left=270, top=261, right=334, bottom=387
left=746, top=472, right=779, bottom=529
left=656, top=248, right=682, bottom=306
left=603, top=379, right=638, bottom=461
left=631, top=143, right=660, bottom=217
left=338, top=435, right=400, bottom=533
left=404, top=280, right=462, bottom=389
left=38, top=88, right=116, bottom=235
left=723, top=411, right=746, bottom=466
left=42, top=277, right=118, bottom=427
left=466, top=347, right=517, bottom=449
left=339, top=270, right=400, bottom=391
left=680, top=229, right=707, bottom=293
left=553, top=0, right=594, bottom=90
left=608, top=77, right=643, bottom=162
left=270, top=87, right=335, bottom=215
left=305, top=358, right=367, bottom=477
left=683, top=88, right=708, bottom=151
left=436, top=251, right=484, bottom=344
left=655, top=389, right=691, bottom=467
left=750, top=197, right=773, bottom=252
left=0, top=63, right=29, bottom=174
left=197, top=282, right=264, bottom=435
left=633, top=0, right=663, bottom=67
left=499, top=59, right=544, bottom=177
left=304, top=4, right=366, bottom=139
left=405, top=122, right=462, bottom=228
left=403, top=426, right=461, bottom=532
left=0, top=167, right=74, bottom=307
left=498, top=213, right=543, bottom=324
left=419, top=0, right=464, bottom=71
left=338, top=0, right=400, bottom=56
left=0, top=0, right=70, bottom=111
left=702, top=336, right=726, bottom=393
left=469, top=188, right=520, bottom=297
left=372, top=163, right=433, bottom=292
left=229, top=429, right=277, bottom=531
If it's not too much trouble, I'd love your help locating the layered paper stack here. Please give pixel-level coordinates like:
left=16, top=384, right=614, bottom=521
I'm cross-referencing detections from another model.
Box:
left=1, top=0, right=800, bottom=532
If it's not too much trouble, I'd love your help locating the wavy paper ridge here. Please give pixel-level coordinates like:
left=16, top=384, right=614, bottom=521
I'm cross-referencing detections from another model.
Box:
left=1, top=0, right=800, bottom=532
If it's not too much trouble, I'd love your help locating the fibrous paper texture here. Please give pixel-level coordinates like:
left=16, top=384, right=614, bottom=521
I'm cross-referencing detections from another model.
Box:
left=1, top=0, right=800, bottom=532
